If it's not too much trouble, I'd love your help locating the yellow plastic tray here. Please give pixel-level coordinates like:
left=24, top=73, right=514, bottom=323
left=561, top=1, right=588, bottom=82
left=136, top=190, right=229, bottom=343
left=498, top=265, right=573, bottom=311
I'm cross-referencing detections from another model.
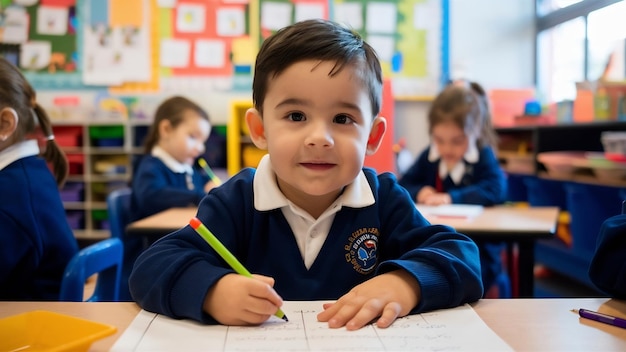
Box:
left=0, top=310, right=117, bottom=352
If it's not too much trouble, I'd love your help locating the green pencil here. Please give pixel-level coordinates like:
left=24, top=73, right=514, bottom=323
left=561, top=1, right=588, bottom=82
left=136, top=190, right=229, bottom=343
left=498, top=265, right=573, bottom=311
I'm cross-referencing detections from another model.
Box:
left=198, top=158, right=222, bottom=186
left=189, top=217, right=288, bottom=322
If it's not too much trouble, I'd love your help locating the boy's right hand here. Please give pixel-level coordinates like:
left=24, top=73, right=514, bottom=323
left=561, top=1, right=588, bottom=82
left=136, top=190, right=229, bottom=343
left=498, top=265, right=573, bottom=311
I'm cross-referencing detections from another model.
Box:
left=203, top=273, right=284, bottom=325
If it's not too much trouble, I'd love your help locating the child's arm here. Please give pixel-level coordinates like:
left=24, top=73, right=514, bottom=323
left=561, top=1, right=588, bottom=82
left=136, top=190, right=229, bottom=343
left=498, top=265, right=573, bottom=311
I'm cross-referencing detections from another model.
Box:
left=317, top=269, right=419, bottom=330
left=132, top=158, right=206, bottom=214
left=316, top=171, right=483, bottom=330
left=448, top=147, right=506, bottom=205
left=398, top=149, right=435, bottom=202
left=416, top=185, right=437, bottom=203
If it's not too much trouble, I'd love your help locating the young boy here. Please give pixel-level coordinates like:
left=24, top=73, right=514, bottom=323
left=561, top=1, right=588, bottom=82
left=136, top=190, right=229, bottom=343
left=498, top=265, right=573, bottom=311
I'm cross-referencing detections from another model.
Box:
left=129, top=19, right=483, bottom=330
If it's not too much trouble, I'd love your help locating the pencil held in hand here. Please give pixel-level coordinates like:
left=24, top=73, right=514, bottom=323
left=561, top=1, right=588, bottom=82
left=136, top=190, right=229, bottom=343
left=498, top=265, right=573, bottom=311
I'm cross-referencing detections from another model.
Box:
left=189, top=217, right=288, bottom=322
left=198, top=158, right=222, bottom=186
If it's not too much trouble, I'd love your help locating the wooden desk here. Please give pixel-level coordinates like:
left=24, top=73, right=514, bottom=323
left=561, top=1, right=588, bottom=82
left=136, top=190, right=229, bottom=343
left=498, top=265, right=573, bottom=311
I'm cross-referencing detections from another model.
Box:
left=1, top=298, right=625, bottom=351
left=126, top=207, right=196, bottom=239
left=421, top=206, right=560, bottom=298
left=127, top=206, right=559, bottom=297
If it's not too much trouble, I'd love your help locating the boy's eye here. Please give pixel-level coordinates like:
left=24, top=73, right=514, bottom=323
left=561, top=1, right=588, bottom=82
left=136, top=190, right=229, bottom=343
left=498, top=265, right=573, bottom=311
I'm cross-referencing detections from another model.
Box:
left=287, top=112, right=305, bottom=122
left=333, top=114, right=352, bottom=125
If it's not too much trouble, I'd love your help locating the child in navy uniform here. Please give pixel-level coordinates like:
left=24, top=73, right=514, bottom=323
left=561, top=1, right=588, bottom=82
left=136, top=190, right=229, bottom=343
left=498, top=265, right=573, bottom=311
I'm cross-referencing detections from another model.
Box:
left=130, top=96, right=217, bottom=222
left=0, top=57, right=79, bottom=300
left=123, top=96, right=218, bottom=300
left=399, top=80, right=507, bottom=294
left=130, top=19, right=483, bottom=329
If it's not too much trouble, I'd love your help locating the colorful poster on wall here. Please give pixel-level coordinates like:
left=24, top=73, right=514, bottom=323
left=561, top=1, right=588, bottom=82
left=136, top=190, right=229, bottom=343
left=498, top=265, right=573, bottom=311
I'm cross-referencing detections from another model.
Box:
left=81, top=0, right=152, bottom=86
left=159, top=0, right=250, bottom=77
left=0, top=0, right=87, bottom=89
left=258, top=0, right=329, bottom=40
left=333, top=0, right=442, bottom=98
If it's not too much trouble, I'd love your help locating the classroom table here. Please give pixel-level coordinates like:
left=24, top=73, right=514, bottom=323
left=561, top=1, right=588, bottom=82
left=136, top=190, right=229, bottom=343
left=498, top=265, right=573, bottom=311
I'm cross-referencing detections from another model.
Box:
left=420, top=205, right=560, bottom=298
left=126, top=206, right=560, bottom=298
left=1, top=298, right=625, bottom=351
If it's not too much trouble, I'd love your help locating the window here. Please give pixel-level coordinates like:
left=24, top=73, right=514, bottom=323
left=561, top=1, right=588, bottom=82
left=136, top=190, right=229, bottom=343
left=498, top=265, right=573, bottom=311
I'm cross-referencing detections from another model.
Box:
left=537, top=0, right=584, bottom=16
left=587, top=1, right=626, bottom=81
left=535, top=0, right=625, bottom=104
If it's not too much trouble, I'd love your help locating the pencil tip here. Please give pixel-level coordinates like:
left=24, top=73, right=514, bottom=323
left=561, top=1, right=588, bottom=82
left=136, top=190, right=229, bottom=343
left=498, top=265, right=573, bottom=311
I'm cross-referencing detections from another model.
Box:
left=282, top=315, right=289, bottom=322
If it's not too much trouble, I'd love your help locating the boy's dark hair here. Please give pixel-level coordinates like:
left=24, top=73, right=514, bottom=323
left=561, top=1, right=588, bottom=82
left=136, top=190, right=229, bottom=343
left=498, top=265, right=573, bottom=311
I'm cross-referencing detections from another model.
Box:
left=0, top=57, right=68, bottom=186
left=252, top=19, right=383, bottom=117
left=428, top=80, right=498, bottom=148
left=143, top=96, right=210, bottom=153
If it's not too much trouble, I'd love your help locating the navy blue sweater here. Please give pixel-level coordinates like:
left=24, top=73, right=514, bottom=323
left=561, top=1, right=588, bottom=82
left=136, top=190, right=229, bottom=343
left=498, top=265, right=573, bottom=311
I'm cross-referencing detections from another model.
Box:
left=130, top=155, right=210, bottom=222
left=399, top=146, right=506, bottom=205
left=0, top=156, right=79, bottom=300
left=129, top=168, right=483, bottom=323
left=589, top=214, right=626, bottom=298
left=399, top=145, right=507, bottom=291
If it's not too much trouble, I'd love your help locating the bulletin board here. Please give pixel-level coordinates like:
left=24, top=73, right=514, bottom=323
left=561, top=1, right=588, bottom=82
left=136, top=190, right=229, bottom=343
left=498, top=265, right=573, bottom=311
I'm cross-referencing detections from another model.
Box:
left=258, top=0, right=329, bottom=40
left=332, top=0, right=446, bottom=99
left=0, top=0, right=448, bottom=98
left=0, top=0, right=87, bottom=89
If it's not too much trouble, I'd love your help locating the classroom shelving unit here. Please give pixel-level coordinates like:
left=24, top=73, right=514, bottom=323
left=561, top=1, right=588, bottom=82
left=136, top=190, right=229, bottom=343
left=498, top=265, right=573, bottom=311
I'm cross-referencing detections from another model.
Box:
left=53, top=118, right=151, bottom=241
left=495, top=120, right=626, bottom=294
left=226, top=100, right=267, bottom=176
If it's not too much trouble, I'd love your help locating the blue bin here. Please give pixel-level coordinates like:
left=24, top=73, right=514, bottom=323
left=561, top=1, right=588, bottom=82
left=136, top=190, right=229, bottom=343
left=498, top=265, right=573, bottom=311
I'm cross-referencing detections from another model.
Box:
left=566, top=183, right=624, bottom=258
left=505, top=173, right=528, bottom=202
left=524, top=176, right=568, bottom=211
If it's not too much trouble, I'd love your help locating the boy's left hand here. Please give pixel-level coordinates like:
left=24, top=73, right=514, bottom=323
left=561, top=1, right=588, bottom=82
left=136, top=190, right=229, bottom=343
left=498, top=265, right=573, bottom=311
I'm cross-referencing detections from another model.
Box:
left=317, top=270, right=420, bottom=330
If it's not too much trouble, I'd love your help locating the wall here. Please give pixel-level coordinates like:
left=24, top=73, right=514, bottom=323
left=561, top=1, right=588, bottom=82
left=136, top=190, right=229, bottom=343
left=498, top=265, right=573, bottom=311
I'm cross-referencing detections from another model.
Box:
left=394, top=0, right=536, bottom=159
left=36, top=1, right=536, bottom=165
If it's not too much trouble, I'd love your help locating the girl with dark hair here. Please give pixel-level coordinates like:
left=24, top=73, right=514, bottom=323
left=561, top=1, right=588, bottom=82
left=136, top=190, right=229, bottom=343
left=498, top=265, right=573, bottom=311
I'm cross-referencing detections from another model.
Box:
left=0, top=57, right=79, bottom=300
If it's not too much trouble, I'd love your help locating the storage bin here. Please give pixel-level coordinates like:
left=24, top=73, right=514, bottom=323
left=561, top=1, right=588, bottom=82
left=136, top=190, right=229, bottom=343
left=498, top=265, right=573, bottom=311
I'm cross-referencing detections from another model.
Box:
left=65, top=210, right=84, bottom=230
left=66, top=154, right=84, bottom=175
left=92, top=209, right=109, bottom=230
left=565, top=183, right=624, bottom=258
left=60, top=182, right=84, bottom=202
left=53, top=126, right=83, bottom=147
left=524, top=176, right=568, bottom=211
left=505, top=173, right=528, bottom=202
left=89, top=126, right=124, bottom=147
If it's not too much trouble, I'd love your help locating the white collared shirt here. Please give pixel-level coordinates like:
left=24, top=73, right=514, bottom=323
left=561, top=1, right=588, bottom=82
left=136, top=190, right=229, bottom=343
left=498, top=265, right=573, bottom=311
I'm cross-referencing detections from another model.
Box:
left=253, top=154, right=374, bottom=269
left=0, top=140, right=39, bottom=171
left=152, top=146, right=195, bottom=190
left=428, top=140, right=479, bottom=185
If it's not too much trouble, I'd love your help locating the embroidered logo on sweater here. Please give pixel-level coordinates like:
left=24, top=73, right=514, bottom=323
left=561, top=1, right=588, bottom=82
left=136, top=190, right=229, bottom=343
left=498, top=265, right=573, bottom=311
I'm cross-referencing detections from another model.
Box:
left=344, top=227, right=379, bottom=274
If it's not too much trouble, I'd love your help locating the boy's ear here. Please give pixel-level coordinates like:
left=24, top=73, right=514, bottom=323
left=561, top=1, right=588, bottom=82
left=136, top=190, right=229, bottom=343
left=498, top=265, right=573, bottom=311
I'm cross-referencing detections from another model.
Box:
left=245, top=108, right=268, bottom=150
left=0, top=108, right=19, bottom=141
left=366, top=116, right=387, bottom=155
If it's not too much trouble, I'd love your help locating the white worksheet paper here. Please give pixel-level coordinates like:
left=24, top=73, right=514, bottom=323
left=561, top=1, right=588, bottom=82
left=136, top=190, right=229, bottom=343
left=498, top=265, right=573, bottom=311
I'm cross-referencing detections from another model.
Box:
left=416, top=204, right=484, bottom=219
left=112, top=302, right=512, bottom=351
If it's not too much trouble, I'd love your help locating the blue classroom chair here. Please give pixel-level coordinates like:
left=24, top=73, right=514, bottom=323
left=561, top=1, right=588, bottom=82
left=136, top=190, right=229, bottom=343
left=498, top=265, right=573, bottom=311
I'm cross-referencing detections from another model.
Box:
left=106, top=187, right=139, bottom=301
left=60, top=238, right=123, bottom=302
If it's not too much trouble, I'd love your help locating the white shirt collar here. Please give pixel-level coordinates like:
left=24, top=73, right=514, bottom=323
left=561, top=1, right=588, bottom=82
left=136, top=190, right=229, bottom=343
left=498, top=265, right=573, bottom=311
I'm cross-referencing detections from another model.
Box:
left=0, top=140, right=39, bottom=171
left=427, top=139, right=479, bottom=184
left=151, top=145, right=193, bottom=174
left=253, top=154, right=375, bottom=213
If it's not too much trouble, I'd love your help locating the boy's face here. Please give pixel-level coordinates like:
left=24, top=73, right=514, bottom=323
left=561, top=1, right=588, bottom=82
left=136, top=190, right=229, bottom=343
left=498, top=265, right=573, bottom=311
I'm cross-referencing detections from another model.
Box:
left=157, top=109, right=211, bottom=166
left=247, top=60, right=385, bottom=208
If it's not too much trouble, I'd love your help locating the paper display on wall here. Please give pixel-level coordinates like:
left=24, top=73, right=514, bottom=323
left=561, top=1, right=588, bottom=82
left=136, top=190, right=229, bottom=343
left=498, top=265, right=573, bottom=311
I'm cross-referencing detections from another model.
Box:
left=82, top=0, right=151, bottom=86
